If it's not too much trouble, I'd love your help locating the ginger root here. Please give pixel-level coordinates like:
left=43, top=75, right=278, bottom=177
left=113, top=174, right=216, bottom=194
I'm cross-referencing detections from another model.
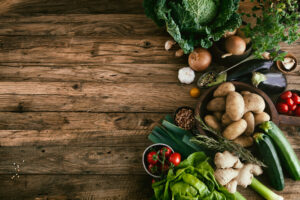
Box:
left=214, top=151, right=263, bottom=193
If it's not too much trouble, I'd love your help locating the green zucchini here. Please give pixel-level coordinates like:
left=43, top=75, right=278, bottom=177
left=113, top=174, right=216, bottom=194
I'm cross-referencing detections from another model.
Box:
left=254, top=133, right=284, bottom=190
left=260, top=121, right=300, bottom=180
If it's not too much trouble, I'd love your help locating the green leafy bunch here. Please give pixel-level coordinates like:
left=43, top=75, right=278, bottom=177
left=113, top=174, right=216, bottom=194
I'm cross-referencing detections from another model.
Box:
left=241, top=0, right=300, bottom=60
left=143, top=0, right=242, bottom=53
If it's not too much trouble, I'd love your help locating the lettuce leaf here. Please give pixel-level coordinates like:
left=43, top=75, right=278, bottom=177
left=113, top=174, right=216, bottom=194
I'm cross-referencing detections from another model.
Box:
left=152, top=152, right=236, bottom=200
left=143, top=0, right=242, bottom=53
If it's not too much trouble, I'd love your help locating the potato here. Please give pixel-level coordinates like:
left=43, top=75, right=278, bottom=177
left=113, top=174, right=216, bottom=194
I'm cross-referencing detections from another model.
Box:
left=254, top=112, right=270, bottom=126
left=222, top=119, right=247, bottom=140
left=226, top=92, right=245, bottom=121
left=243, top=112, right=255, bottom=136
left=243, top=93, right=265, bottom=113
left=213, top=82, right=235, bottom=97
left=221, top=113, right=233, bottom=126
left=241, top=91, right=251, bottom=96
left=234, top=136, right=254, bottom=147
left=213, top=112, right=223, bottom=121
left=204, top=115, right=221, bottom=131
left=207, top=97, right=226, bottom=112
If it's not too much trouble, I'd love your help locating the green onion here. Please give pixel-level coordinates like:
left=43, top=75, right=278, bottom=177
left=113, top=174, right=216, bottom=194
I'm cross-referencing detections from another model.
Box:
left=250, top=178, right=283, bottom=200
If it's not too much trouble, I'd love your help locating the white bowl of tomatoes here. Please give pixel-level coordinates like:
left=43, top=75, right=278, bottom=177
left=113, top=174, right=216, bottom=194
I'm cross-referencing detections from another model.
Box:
left=142, top=143, right=181, bottom=178
left=276, top=90, right=300, bottom=116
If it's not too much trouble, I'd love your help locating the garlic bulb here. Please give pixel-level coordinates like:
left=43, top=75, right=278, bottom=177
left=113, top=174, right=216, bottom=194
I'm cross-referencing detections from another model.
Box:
left=178, top=67, right=195, bottom=84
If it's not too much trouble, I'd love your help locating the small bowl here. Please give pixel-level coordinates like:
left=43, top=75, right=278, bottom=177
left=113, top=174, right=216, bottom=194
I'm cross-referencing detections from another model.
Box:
left=174, top=106, right=195, bottom=130
left=142, top=143, right=174, bottom=178
left=210, top=39, right=252, bottom=66
left=276, top=53, right=298, bottom=74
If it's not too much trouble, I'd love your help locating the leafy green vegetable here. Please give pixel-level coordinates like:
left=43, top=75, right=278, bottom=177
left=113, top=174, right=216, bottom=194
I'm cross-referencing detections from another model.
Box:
left=143, top=0, right=242, bottom=53
left=152, top=152, right=237, bottom=200
left=241, top=0, right=300, bottom=61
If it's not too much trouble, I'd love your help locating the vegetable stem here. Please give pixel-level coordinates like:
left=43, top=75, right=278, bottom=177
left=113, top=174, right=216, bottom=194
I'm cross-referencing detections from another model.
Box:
left=234, top=192, right=247, bottom=200
left=250, top=178, right=283, bottom=200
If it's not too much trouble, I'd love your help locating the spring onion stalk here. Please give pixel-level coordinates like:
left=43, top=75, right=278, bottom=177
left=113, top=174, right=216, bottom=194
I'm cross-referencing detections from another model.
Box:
left=250, top=178, right=283, bottom=200
left=234, top=192, right=246, bottom=200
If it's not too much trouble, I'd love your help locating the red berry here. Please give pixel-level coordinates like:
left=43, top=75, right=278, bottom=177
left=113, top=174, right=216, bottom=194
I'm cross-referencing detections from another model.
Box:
left=280, top=91, right=292, bottom=99
left=292, top=93, right=300, bottom=104
left=286, top=98, right=294, bottom=107
left=289, top=104, right=297, bottom=111
left=276, top=102, right=289, bottom=114
left=295, top=106, right=300, bottom=117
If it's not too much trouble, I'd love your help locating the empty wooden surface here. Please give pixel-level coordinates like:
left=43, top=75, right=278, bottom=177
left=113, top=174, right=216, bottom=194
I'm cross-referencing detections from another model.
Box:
left=0, top=0, right=299, bottom=199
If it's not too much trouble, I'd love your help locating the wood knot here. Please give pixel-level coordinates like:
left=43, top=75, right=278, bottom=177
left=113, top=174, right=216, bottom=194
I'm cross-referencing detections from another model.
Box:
left=143, top=41, right=151, bottom=48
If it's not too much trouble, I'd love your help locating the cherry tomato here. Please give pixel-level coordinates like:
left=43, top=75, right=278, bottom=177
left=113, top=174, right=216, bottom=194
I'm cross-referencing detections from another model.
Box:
left=147, top=151, right=158, bottom=165
left=152, top=179, right=156, bottom=184
left=276, top=102, right=289, bottom=114
left=289, top=104, right=297, bottom=111
left=292, top=93, right=300, bottom=104
left=280, top=91, right=292, bottom=99
left=169, top=153, right=181, bottom=167
left=285, top=98, right=294, bottom=107
left=160, top=147, right=172, bottom=158
left=295, top=106, right=300, bottom=117
left=148, top=163, right=158, bottom=174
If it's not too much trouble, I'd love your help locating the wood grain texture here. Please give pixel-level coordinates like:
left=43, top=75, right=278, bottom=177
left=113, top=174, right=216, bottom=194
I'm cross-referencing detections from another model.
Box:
left=0, top=112, right=164, bottom=130
left=0, top=175, right=153, bottom=200
left=0, top=14, right=166, bottom=37
left=0, top=82, right=196, bottom=112
left=0, top=36, right=187, bottom=64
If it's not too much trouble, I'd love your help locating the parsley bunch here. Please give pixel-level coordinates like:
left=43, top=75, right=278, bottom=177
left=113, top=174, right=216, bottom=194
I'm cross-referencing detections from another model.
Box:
left=241, top=0, right=300, bottom=61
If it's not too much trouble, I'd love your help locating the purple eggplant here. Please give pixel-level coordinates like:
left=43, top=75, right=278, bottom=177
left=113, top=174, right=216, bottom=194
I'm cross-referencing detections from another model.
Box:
left=238, top=71, right=287, bottom=95
left=227, top=59, right=274, bottom=81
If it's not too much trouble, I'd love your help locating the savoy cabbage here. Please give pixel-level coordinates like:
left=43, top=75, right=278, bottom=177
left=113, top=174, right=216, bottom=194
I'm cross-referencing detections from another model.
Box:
left=143, top=0, right=242, bottom=53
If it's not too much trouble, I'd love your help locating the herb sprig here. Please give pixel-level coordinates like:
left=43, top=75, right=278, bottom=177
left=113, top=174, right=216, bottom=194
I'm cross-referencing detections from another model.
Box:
left=241, top=0, right=300, bottom=61
left=191, top=116, right=266, bottom=167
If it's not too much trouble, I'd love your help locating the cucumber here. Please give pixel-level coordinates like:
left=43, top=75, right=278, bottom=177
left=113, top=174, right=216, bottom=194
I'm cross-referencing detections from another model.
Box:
left=260, top=121, right=300, bottom=180
left=254, top=133, right=284, bottom=190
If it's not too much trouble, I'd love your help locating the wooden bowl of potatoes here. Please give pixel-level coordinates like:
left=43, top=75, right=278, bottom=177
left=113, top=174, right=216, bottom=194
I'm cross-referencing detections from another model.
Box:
left=195, top=81, right=278, bottom=148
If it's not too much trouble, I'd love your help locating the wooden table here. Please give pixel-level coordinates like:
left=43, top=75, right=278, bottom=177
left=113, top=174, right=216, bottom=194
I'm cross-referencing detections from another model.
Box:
left=0, top=0, right=299, bottom=199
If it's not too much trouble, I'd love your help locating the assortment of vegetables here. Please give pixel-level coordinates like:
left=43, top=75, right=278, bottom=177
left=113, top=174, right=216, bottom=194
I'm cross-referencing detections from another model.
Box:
left=142, top=0, right=299, bottom=199
left=276, top=91, right=300, bottom=116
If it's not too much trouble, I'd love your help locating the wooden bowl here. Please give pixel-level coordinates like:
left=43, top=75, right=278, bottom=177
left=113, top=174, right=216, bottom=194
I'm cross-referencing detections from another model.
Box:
left=276, top=53, right=298, bottom=74
left=195, top=81, right=279, bottom=134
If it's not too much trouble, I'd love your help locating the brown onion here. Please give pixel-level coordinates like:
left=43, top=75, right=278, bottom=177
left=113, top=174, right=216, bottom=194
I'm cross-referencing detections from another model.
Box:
left=188, top=48, right=212, bottom=72
left=225, top=36, right=246, bottom=55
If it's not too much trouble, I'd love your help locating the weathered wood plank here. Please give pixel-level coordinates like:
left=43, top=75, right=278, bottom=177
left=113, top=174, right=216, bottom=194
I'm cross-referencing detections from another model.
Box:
left=0, top=63, right=181, bottom=83
left=0, top=130, right=151, bottom=147
left=0, top=14, right=166, bottom=37
left=0, top=175, right=153, bottom=200
left=0, top=82, right=197, bottom=112
left=0, top=112, right=164, bottom=130
left=0, top=146, right=148, bottom=174
left=0, top=36, right=186, bottom=64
